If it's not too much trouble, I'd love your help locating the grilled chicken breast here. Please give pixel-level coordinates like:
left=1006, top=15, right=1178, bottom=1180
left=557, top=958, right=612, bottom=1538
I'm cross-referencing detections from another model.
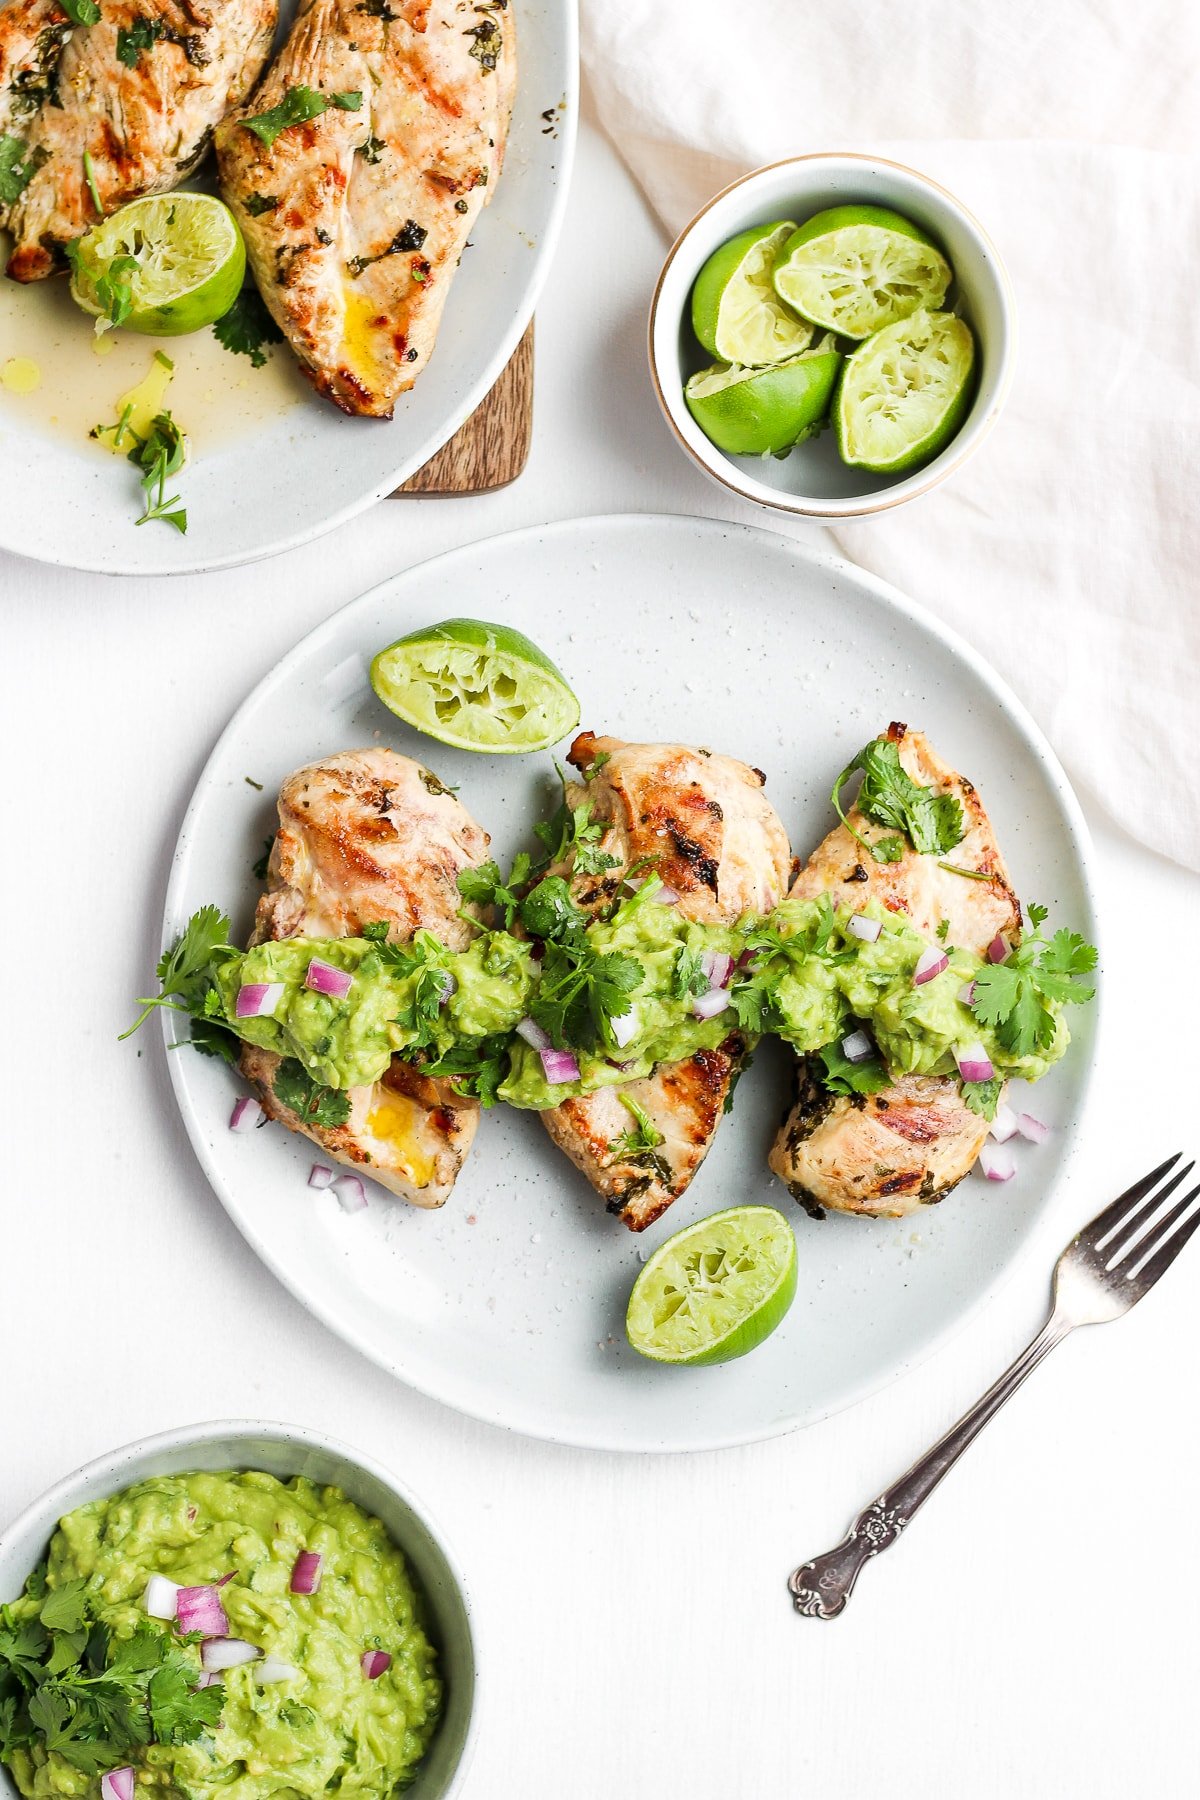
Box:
left=541, top=731, right=793, bottom=1232
left=769, top=723, right=1021, bottom=1219
left=0, top=0, right=277, bottom=281
left=215, top=0, right=515, bottom=416
left=242, top=748, right=488, bottom=1207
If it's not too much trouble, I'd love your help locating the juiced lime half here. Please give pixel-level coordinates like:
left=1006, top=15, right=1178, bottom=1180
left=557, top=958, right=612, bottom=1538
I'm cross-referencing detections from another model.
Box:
left=684, top=339, right=840, bottom=456
left=370, top=618, right=580, bottom=754
left=70, top=193, right=245, bottom=336
left=836, top=308, right=976, bottom=473
left=626, top=1205, right=798, bottom=1366
left=773, top=204, right=952, bottom=340
left=690, top=220, right=812, bottom=366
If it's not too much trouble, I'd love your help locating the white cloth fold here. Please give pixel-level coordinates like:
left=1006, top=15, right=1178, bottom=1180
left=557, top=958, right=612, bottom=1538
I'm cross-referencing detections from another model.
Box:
left=581, top=0, right=1200, bottom=870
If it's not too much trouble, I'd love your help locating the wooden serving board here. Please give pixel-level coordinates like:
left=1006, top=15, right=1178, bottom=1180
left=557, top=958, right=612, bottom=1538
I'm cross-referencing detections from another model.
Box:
left=395, top=322, right=534, bottom=496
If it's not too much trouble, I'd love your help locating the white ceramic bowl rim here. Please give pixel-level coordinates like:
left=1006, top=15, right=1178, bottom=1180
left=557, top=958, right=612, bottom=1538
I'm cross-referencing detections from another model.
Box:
left=648, top=150, right=1018, bottom=519
left=0, top=1418, right=479, bottom=1800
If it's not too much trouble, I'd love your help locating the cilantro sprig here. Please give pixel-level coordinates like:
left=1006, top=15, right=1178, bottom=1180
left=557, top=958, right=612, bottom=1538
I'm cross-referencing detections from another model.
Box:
left=832, top=736, right=965, bottom=863
left=0, top=1575, right=222, bottom=1775
left=121, top=906, right=237, bottom=1046
left=608, top=1091, right=665, bottom=1164
left=533, top=767, right=620, bottom=878
left=130, top=409, right=187, bottom=533
left=970, top=902, right=1097, bottom=1058
left=213, top=285, right=283, bottom=369
left=242, top=86, right=363, bottom=150
left=272, top=1059, right=351, bottom=1129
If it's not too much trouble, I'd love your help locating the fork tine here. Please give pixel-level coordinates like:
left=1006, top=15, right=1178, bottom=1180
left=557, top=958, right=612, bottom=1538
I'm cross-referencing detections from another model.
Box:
left=1123, top=1184, right=1200, bottom=1292
left=1087, top=1153, right=1182, bottom=1249
left=1103, top=1161, right=1196, bottom=1265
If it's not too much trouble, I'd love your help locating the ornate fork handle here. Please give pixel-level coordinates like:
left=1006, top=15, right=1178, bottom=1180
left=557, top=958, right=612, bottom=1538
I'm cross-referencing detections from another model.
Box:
left=789, top=1313, right=1071, bottom=1618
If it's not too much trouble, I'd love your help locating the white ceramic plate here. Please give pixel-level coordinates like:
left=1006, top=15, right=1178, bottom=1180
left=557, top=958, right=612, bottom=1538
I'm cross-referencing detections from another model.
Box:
left=0, top=1, right=576, bottom=576
left=164, top=513, right=1098, bottom=1452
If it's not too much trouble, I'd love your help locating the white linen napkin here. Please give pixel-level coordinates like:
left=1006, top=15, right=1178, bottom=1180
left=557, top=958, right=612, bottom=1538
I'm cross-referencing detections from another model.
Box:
left=581, top=0, right=1200, bottom=871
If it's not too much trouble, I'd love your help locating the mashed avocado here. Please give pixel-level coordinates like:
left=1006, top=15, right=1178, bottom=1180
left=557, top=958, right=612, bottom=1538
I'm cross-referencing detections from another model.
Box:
left=1, top=1473, right=441, bottom=1800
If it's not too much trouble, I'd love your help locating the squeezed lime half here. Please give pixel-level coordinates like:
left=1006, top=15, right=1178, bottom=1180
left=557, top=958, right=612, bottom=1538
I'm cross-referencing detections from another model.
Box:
left=690, top=220, right=811, bottom=366
left=626, top=1205, right=798, bottom=1366
left=684, top=339, right=840, bottom=456
left=773, top=203, right=952, bottom=340
left=836, top=308, right=976, bottom=472
left=370, top=618, right=580, bottom=754
left=70, top=193, right=245, bottom=336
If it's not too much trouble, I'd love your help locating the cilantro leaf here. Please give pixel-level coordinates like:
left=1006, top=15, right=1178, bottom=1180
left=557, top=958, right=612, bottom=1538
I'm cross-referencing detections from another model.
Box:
left=0, top=135, right=47, bottom=206
left=607, top=1091, right=664, bottom=1165
left=961, top=1077, right=1003, bottom=1121
left=127, top=410, right=187, bottom=534
left=870, top=834, right=905, bottom=864
left=146, top=1655, right=223, bottom=1744
left=670, top=946, right=709, bottom=1001
left=273, top=1059, right=352, bottom=1129
left=518, top=875, right=586, bottom=945
left=816, top=1039, right=891, bottom=1097
left=38, top=1583, right=89, bottom=1635
left=422, top=1033, right=510, bottom=1108
left=61, top=1, right=100, bottom=25
left=456, top=854, right=532, bottom=929
left=242, top=85, right=363, bottom=149
left=832, top=735, right=965, bottom=859
left=116, top=19, right=162, bottom=68
left=970, top=907, right=1097, bottom=1059
left=532, top=771, right=618, bottom=878
left=213, top=284, right=283, bottom=368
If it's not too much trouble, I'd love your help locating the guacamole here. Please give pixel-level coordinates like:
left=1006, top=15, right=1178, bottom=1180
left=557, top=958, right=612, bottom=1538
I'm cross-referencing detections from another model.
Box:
left=0, top=1473, right=441, bottom=1800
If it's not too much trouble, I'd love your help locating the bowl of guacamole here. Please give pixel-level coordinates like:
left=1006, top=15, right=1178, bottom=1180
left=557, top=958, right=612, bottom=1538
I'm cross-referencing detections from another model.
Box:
left=0, top=1423, right=477, bottom=1800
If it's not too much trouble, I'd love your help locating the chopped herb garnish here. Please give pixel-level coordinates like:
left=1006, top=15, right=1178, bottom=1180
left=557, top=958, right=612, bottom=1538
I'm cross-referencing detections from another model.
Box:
left=60, top=0, right=100, bottom=25
left=251, top=836, right=274, bottom=881
left=938, top=861, right=991, bottom=881
left=961, top=1076, right=1003, bottom=1121
left=213, top=284, right=283, bottom=368
left=816, top=1037, right=891, bottom=1097
left=273, top=1059, right=352, bottom=1129
left=81, top=148, right=102, bottom=217
left=128, top=412, right=187, bottom=534
left=457, top=854, right=532, bottom=930
left=242, top=193, right=279, bottom=217
left=116, top=17, right=163, bottom=67
left=533, top=770, right=619, bottom=878
left=832, top=735, right=966, bottom=860
left=357, top=134, right=385, bottom=164
left=0, top=135, right=47, bottom=205
left=465, top=17, right=502, bottom=70
left=242, top=86, right=363, bottom=150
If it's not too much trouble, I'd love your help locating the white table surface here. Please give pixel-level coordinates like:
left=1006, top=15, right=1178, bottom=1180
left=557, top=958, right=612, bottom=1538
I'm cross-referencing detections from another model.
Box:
left=3, top=104, right=1199, bottom=1800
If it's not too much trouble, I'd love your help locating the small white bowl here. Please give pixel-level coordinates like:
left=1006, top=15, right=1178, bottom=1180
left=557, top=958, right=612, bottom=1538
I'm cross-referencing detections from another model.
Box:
left=649, top=152, right=1016, bottom=518
left=0, top=1421, right=478, bottom=1800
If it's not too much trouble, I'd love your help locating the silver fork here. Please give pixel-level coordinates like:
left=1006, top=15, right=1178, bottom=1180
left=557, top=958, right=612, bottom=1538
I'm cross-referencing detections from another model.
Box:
left=789, top=1152, right=1200, bottom=1619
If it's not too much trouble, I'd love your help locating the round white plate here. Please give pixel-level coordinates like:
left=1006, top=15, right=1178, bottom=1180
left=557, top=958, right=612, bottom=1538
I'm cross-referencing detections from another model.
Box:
left=165, top=513, right=1098, bottom=1452
left=0, top=1, right=575, bottom=576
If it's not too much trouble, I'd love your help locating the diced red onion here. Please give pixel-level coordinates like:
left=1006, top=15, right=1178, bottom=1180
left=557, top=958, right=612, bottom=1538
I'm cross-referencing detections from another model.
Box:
left=308, top=1164, right=334, bottom=1190
left=516, top=1016, right=551, bottom=1052
left=1016, top=1112, right=1050, bottom=1144
left=176, top=1585, right=229, bottom=1639
left=361, top=1650, right=392, bottom=1680
left=847, top=914, right=882, bottom=943
left=609, top=1009, right=638, bottom=1049
left=540, top=1047, right=581, bottom=1084
left=305, top=958, right=353, bottom=1000
left=956, top=1042, right=995, bottom=1084
left=654, top=884, right=680, bottom=906
left=957, top=980, right=977, bottom=1007
left=691, top=986, right=730, bottom=1020
left=229, top=1096, right=264, bottom=1134
left=214, top=1573, right=235, bottom=1589
left=607, top=1059, right=637, bottom=1072
left=437, top=970, right=456, bottom=1006
left=200, top=1638, right=260, bottom=1672
left=193, top=1671, right=223, bottom=1690
left=986, top=934, right=1009, bottom=964
left=290, top=1551, right=322, bottom=1595
left=913, top=947, right=949, bottom=986
left=255, top=1658, right=301, bottom=1684
left=332, top=1174, right=368, bottom=1215
left=841, top=1029, right=874, bottom=1064
left=989, top=1103, right=1019, bottom=1144
left=979, top=1143, right=1016, bottom=1182
left=235, top=982, right=285, bottom=1019
left=143, top=1575, right=179, bottom=1620
left=700, top=951, right=734, bottom=990
left=101, top=1769, right=135, bottom=1800
left=735, top=948, right=759, bottom=972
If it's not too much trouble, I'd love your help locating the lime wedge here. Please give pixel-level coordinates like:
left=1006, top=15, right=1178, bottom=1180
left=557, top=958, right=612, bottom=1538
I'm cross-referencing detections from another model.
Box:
left=836, top=308, right=975, bottom=473
left=690, top=221, right=812, bottom=366
left=684, top=339, right=840, bottom=456
left=70, top=193, right=245, bottom=336
left=626, top=1205, right=798, bottom=1366
left=773, top=204, right=952, bottom=340
left=370, top=618, right=580, bottom=754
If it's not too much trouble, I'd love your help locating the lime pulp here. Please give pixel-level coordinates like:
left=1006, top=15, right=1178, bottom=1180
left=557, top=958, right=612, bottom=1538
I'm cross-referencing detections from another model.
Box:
left=69, top=193, right=245, bottom=336
left=836, top=308, right=976, bottom=473
left=626, top=1205, right=798, bottom=1366
left=370, top=618, right=581, bottom=754
left=773, top=204, right=952, bottom=340
left=690, top=220, right=812, bottom=366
